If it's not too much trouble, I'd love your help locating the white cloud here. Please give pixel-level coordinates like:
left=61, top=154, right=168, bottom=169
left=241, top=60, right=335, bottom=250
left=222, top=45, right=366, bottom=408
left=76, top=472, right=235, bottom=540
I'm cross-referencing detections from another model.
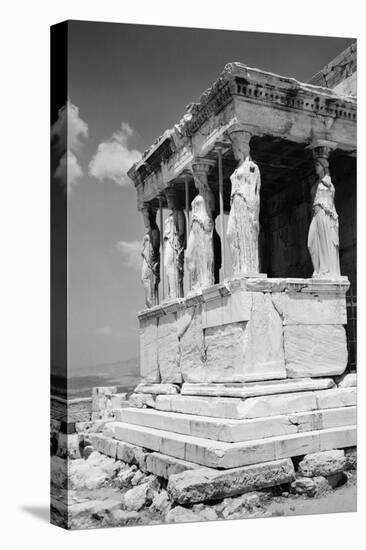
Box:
left=51, top=100, right=89, bottom=190
left=89, top=122, right=142, bottom=186
left=53, top=150, right=83, bottom=187
left=116, top=240, right=142, bottom=271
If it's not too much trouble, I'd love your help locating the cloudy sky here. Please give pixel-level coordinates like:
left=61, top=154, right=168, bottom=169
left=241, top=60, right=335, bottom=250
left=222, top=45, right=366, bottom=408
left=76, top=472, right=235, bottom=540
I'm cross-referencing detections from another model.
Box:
left=55, top=21, right=353, bottom=371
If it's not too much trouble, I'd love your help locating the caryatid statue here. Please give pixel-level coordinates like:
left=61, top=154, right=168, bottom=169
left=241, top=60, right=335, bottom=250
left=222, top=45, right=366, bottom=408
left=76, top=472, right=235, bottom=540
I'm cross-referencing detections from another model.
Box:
left=163, top=186, right=187, bottom=299
left=186, top=159, right=216, bottom=291
left=141, top=203, right=160, bottom=308
left=307, top=143, right=341, bottom=278
left=226, top=128, right=261, bottom=275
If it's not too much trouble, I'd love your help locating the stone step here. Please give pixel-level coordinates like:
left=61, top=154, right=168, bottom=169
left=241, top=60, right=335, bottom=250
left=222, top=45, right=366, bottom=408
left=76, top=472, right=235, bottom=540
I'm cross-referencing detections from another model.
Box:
left=167, top=458, right=296, bottom=504
left=181, top=377, right=335, bottom=398
left=155, top=388, right=356, bottom=419
left=145, top=452, right=208, bottom=479
left=117, top=406, right=356, bottom=443
left=113, top=421, right=356, bottom=469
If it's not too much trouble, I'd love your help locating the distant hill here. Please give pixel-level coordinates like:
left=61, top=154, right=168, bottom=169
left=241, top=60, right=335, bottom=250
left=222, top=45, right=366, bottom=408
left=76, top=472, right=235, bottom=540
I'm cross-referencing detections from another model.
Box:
left=51, top=358, right=140, bottom=399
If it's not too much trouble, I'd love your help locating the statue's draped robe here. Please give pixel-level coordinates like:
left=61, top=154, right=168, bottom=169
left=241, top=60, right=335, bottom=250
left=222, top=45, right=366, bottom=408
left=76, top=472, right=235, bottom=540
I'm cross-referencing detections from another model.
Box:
left=227, top=158, right=261, bottom=275
left=308, top=175, right=340, bottom=278
left=186, top=195, right=214, bottom=290
left=141, top=229, right=160, bottom=307
left=164, top=212, right=186, bottom=299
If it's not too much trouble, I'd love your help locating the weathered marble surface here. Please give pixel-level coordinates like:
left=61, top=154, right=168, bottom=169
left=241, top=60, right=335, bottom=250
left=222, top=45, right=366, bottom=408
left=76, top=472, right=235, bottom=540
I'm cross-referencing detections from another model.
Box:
left=181, top=377, right=335, bottom=398
left=119, top=406, right=356, bottom=443
left=157, top=312, right=182, bottom=383
left=112, top=421, right=356, bottom=469
left=139, top=318, right=159, bottom=383
left=336, top=372, right=357, bottom=388
left=152, top=386, right=355, bottom=419
left=145, top=452, right=205, bottom=479
left=138, top=277, right=349, bottom=384
left=271, top=291, right=347, bottom=325
left=167, top=458, right=295, bottom=504
left=284, top=324, right=348, bottom=378
left=297, top=450, right=347, bottom=477
left=135, top=383, right=180, bottom=395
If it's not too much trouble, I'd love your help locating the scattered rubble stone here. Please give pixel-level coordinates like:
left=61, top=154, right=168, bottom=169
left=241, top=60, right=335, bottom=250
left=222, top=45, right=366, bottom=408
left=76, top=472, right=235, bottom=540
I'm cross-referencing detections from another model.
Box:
left=131, top=470, right=146, bottom=486
left=344, top=447, right=357, bottom=470
left=117, top=467, right=136, bottom=488
left=165, top=506, right=202, bottom=524
left=151, top=490, right=172, bottom=514
left=291, top=478, right=316, bottom=497
left=167, top=459, right=295, bottom=504
left=298, top=450, right=347, bottom=477
left=123, top=483, right=152, bottom=511
left=313, top=476, right=330, bottom=496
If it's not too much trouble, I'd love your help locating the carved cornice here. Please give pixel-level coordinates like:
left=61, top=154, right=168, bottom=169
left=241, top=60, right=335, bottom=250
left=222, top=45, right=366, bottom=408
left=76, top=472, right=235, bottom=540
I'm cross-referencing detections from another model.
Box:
left=129, top=63, right=356, bottom=199
left=183, top=63, right=357, bottom=137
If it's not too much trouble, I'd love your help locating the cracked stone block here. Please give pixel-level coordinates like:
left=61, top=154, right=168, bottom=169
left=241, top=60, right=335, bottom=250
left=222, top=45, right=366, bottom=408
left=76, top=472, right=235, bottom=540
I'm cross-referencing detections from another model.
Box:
left=284, top=324, right=348, bottom=378
left=140, top=317, right=160, bottom=383
left=271, top=292, right=347, bottom=325
left=181, top=292, right=286, bottom=383
left=158, top=312, right=182, bottom=384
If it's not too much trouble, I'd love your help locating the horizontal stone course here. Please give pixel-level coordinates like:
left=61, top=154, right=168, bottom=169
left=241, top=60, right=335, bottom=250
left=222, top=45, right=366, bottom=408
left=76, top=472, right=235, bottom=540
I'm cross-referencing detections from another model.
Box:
left=154, top=387, right=355, bottom=419
left=167, top=458, right=295, bottom=504
left=145, top=452, right=206, bottom=479
left=135, top=383, right=180, bottom=395
left=181, top=377, right=335, bottom=398
left=112, top=421, right=356, bottom=469
left=117, top=406, right=356, bottom=443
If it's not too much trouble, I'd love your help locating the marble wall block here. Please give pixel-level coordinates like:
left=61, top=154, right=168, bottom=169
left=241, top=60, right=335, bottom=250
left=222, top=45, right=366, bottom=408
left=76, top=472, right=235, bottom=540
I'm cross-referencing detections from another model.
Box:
left=284, top=324, right=348, bottom=378
left=181, top=291, right=286, bottom=383
left=158, top=312, right=182, bottom=384
left=140, top=317, right=160, bottom=383
left=271, top=292, right=347, bottom=325
left=241, top=293, right=286, bottom=381
left=179, top=304, right=205, bottom=383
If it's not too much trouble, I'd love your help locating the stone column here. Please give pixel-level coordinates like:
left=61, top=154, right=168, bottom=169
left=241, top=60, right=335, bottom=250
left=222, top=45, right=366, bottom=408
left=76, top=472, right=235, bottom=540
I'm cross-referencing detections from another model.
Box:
left=141, top=203, right=160, bottom=308
left=163, top=185, right=187, bottom=299
left=226, top=125, right=262, bottom=276
left=186, top=158, right=216, bottom=291
left=307, top=139, right=341, bottom=279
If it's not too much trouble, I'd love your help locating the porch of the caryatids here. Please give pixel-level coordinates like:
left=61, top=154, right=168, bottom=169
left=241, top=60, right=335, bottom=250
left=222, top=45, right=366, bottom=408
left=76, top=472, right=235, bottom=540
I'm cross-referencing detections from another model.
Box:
left=141, top=203, right=160, bottom=308
left=226, top=125, right=262, bottom=276
left=163, top=185, right=187, bottom=299
left=185, top=158, right=216, bottom=291
left=307, top=140, right=341, bottom=279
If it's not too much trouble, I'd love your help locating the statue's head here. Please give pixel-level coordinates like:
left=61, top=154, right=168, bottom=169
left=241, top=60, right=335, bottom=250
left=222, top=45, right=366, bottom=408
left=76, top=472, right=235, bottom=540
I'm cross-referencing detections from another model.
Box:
left=165, top=187, right=179, bottom=210
left=314, top=157, right=329, bottom=179
left=229, top=130, right=251, bottom=164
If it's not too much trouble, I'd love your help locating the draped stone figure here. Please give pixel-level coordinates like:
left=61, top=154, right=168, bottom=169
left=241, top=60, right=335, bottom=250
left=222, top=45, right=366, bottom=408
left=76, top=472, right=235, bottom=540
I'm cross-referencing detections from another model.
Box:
left=227, top=154, right=261, bottom=275
left=163, top=188, right=186, bottom=299
left=186, top=161, right=215, bottom=291
left=308, top=151, right=341, bottom=278
left=141, top=205, right=160, bottom=308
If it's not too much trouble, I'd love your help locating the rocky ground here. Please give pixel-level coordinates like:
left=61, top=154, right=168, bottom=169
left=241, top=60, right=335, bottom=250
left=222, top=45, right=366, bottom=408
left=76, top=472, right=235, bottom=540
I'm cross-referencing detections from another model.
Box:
left=51, top=448, right=357, bottom=530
